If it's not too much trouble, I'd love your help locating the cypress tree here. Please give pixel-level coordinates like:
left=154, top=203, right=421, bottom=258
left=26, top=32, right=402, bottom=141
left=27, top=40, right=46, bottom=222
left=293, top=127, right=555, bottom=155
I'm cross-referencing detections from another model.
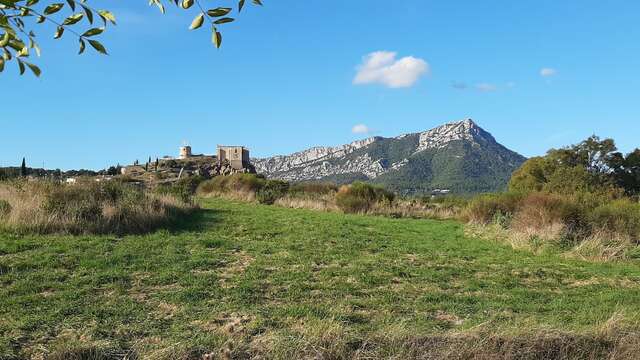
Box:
left=20, top=157, right=27, bottom=177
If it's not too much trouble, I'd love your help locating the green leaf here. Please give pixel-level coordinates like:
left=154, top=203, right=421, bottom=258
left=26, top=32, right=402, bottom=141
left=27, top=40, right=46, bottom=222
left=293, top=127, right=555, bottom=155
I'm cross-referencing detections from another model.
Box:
left=78, top=38, right=85, bottom=54
left=238, top=0, right=245, bottom=12
left=252, top=0, right=263, bottom=5
left=81, top=4, right=93, bottom=24
left=81, top=27, right=104, bottom=37
left=181, top=0, right=193, bottom=9
left=88, top=39, right=107, bottom=55
left=211, top=27, right=222, bottom=48
left=207, top=7, right=232, bottom=17
left=66, top=0, right=75, bottom=11
left=54, top=26, right=64, bottom=39
left=24, top=61, right=41, bottom=77
left=17, top=59, right=25, bottom=75
left=98, top=10, right=116, bottom=25
left=62, top=13, right=84, bottom=25
left=0, top=57, right=4, bottom=73
left=214, top=17, right=234, bottom=24
left=44, top=3, right=64, bottom=15
left=0, top=32, right=9, bottom=47
left=8, top=40, right=27, bottom=53
left=190, top=13, right=204, bottom=30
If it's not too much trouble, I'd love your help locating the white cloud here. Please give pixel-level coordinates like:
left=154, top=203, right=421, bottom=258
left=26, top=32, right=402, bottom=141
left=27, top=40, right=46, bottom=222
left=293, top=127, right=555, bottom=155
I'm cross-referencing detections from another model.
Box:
left=352, top=124, right=371, bottom=135
left=475, top=83, right=498, bottom=92
left=540, top=68, right=558, bottom=77
left=353, top=51, right=429, bottom=88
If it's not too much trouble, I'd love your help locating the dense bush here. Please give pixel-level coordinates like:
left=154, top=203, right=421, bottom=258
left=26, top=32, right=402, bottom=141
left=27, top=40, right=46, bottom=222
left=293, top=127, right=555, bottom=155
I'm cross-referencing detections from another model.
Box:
left=590, top=200, right=640, bottom=242
left=0, top=180, right=195, bottom=235
left=198, top=173, right=266, bottom=195
left=510, top=193, right=587, bottom=242
left=465, top=192, right=523, bottom=224
left=465, top=187, right=640, bottom=258
left=335, top=182, right=395, bottom=213
left=156, top=176, right=204, bottom=203
left=256, top=180, right=289, bottom=205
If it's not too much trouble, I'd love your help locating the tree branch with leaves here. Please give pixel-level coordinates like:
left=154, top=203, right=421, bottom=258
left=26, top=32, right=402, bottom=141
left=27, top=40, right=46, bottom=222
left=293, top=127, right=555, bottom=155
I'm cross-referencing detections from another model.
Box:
left=0, top=0, right=262, bottom=77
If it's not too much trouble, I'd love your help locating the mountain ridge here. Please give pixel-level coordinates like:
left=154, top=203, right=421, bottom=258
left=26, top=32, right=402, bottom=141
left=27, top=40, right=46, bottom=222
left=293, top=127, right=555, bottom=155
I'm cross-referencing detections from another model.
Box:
left=253, top=119, right=527, bottom=194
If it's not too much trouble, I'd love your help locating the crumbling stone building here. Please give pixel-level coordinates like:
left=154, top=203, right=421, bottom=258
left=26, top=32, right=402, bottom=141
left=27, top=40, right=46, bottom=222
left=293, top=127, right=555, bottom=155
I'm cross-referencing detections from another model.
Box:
left=217, top=145, right=250, bottom=170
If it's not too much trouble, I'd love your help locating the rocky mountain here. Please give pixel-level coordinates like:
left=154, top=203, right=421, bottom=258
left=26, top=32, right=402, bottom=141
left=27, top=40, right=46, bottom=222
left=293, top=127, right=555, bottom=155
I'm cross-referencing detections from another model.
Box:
left=253, top=119, right=527, bottom=195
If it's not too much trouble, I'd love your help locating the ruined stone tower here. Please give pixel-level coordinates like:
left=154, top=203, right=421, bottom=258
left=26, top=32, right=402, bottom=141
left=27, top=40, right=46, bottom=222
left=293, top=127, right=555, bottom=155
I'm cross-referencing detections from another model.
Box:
left=179, top=146, right=192, bottom=159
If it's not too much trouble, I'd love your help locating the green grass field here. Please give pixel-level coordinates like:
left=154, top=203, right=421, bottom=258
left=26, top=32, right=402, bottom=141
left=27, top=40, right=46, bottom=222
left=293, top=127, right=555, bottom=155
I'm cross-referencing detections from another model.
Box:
left=2, top=198, right=640, bottom=359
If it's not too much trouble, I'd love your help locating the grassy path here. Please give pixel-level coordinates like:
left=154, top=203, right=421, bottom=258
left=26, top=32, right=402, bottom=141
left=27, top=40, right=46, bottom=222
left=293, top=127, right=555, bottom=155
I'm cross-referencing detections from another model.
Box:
left=1, top=198, right=640, bottom=358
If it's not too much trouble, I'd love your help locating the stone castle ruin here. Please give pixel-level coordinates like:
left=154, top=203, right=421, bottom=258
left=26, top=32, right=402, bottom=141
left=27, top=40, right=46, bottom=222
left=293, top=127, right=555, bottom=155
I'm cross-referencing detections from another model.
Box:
left=173, top=144, right=255, bottom=176
left=216, top=145, right=250, bottom=170
left=121, top=143, right=256, bottom=181
left=213, top=145, right=254, bottom=176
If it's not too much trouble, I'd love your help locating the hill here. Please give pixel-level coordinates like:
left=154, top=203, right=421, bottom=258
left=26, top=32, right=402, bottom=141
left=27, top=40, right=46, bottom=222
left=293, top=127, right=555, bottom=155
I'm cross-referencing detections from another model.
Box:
left=2, top=198, right=639, bottom=359
left=253, top=119, right=527, bottom=195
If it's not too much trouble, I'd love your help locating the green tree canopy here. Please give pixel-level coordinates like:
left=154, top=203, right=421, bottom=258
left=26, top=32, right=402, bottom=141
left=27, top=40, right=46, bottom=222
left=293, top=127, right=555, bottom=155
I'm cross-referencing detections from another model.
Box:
left=0, top=0, right=262, bottom=76
left=509, top=135, right=640, bottom=197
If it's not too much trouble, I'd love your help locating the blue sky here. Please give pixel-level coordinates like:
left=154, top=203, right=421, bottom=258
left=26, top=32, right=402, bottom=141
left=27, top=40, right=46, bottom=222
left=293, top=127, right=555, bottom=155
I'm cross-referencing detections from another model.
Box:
left=1, top=0, right=639, bottom=170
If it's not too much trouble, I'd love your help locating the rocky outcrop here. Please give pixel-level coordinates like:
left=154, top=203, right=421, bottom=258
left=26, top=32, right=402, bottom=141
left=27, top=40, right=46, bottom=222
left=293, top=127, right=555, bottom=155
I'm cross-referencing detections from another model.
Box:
left=253, top=137, right=380, bottom=174
left=208, top=160, right=256, bottom=177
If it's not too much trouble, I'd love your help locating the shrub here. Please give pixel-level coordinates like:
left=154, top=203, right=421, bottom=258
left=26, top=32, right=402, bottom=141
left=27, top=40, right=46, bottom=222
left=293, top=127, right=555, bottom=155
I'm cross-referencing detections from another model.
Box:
left=510, top=192, right=587, bottom=242
left=590, top=200, right=640, bottom=242
left=335, top=182, right=395, bottom=213
left=198, top=174, right=266, bottom=196
left=256, top=180, right=289, bottom=205
left=196, top=178, right=217, bottom=195
left=42, top=182, right=104, bottom=222
left=465, top=192, right=523, bottom=224
left=156, top=176, right=204, bottom=203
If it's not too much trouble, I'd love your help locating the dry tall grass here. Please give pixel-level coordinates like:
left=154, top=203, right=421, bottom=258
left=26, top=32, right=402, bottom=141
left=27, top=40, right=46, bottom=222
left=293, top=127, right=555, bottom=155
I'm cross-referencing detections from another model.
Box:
left=465, top=191, right=640, bottom=261
left=274, top=193, right=339, bottom=212
left=199, top=177, right=463, bottom=220
left=0, top=180, right=196, bottom=235
left=367, top=199, right=461, bottom=220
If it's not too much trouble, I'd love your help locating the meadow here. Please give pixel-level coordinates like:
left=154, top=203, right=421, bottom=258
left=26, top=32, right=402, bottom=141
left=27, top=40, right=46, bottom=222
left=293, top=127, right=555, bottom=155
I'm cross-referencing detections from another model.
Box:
left=2, top=197, right=640, bottom=359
